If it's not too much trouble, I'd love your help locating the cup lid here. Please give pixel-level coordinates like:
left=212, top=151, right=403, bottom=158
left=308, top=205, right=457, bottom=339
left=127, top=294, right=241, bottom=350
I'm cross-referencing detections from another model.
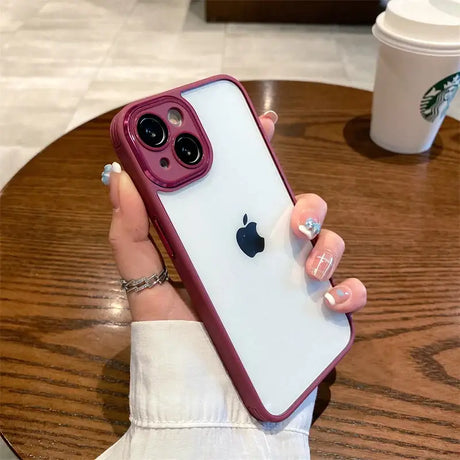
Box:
left=373, top=0, right=460, bottom=55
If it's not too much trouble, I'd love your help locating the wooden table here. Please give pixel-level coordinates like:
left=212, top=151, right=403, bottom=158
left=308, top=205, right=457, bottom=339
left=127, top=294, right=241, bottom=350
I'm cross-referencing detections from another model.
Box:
left=1, top=82, right=459, bottom=459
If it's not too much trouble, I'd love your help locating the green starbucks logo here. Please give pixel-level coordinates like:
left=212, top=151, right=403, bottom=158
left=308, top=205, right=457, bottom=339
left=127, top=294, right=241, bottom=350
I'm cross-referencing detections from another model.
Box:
left=420, top=72, right=460, bottom=123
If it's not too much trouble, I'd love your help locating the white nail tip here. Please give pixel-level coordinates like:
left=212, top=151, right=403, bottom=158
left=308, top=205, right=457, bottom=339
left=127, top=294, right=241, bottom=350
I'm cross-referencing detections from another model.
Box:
left=298, top=225, right=314, bottom=239
left=324, top=292, right=336, bottom=306
left=263, top=110, right=279, bottom=124
left=111, top=162, right=121, bottom=173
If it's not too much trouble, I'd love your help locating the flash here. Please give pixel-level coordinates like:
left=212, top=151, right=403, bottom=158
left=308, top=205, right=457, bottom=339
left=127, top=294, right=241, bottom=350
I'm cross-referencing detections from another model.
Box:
left=167, top=108, right=182, bottom=126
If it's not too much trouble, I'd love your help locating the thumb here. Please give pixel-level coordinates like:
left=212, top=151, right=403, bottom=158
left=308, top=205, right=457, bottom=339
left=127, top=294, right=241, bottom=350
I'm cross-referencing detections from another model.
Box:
left=102, top=163, right=197, bottom=321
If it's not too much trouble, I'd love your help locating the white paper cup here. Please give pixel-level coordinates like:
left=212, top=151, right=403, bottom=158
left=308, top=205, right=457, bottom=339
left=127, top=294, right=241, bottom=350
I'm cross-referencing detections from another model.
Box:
left=370, top=0, right=460, bottom=153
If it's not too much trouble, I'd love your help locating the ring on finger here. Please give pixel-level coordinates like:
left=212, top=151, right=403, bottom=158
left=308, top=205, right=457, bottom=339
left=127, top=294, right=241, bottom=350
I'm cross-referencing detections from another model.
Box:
left=120, top=267, right=169, bottom=294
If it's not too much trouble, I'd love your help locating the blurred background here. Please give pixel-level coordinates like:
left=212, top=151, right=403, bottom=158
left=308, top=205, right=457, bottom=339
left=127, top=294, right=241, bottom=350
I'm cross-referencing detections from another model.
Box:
left=1, top=0, right=459, bottom=191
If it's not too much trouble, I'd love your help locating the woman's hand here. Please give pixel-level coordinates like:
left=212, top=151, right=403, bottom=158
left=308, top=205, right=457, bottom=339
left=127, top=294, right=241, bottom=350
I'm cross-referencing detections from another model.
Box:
left=103, top=112, right=366, bottom=321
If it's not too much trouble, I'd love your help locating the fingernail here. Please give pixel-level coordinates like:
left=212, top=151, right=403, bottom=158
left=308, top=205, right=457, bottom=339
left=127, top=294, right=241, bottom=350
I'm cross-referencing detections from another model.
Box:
left=101, top=164, right=111, bottom=186
left=324, top=286, right=351, bottom=308
left=311, top=250, right=334, bottom=281
left=298, top=217, right=321, bottom=240
left=262, top=110, right=278, bottom=124
left=101, top=162, right=121, bottom=186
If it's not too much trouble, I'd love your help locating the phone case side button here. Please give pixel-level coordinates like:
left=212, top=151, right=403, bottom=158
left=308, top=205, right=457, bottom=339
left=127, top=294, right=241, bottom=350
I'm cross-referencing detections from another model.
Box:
left=153, top=219, right=175, bottom=259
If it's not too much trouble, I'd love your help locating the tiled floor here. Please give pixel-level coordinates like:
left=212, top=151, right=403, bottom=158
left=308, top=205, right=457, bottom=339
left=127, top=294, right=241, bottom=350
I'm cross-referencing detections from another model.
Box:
left=1, top=0, right=459, bottom=190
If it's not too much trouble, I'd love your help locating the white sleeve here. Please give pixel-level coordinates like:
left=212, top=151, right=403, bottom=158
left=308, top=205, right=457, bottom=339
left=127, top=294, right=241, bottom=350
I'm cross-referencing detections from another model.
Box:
left=96, top=321, right=316, bottom=460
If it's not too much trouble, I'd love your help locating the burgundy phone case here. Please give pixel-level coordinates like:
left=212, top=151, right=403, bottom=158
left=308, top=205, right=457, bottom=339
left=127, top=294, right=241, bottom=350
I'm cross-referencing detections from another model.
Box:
left=110, top=75, right=354, bottom=422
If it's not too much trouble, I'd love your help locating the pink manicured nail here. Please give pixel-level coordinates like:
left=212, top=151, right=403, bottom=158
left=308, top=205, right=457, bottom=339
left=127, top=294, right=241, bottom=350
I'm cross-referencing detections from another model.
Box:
left=101, top=162, right=121, bottom=186
left=298, top=217, right=321, bottom=240
left=311, top=250, right=334, bottom=281
left=262, top=110, right=278, bottom=124
left=324, top=286, right=351, bottom=307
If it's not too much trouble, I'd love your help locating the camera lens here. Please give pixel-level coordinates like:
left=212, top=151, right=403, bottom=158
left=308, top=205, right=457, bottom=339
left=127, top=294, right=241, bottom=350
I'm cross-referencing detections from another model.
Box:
left=174, top=134, right=203, bottom=166
left=137, top=114, right=167, bottom=148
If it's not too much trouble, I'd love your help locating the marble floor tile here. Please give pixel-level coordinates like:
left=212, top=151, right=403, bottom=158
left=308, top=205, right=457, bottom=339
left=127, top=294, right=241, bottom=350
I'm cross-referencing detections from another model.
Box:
left=224, top=27, right=342, bottom=63
left=0, top=0, right=48, bottom=32
left=174, top=30, right=225, bottom=58
left=125, top=0, right=190, bottom=33
left=223, top=27, right=348, bottom=83
left=2, top=29, right=115, bottom=64
left=103, top=31, right=179, bottom=66
left=0, top=32, right=12, bottom=51
left=0, top=58, right=98, bottom=79
left=94, top=65, right=182, bottom=84
left=36, top=0, right=137, bottom=21
left=94, top=46, right=222, bottom=87
left=21, top=17, right=125, bottom=32
left=0, top=14, right=23, bottom=33
left=94, top=60, right=222, bottom=87
left=0, top=76, right=91, bottom=110
left=95, top=27, right=224, bottom=101
left=0, top=105, right=73, bottom=149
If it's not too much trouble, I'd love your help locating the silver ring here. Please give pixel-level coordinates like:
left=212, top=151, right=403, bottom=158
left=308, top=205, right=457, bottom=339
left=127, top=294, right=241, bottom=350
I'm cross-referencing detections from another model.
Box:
left=120, top=267, right=169, bottom=294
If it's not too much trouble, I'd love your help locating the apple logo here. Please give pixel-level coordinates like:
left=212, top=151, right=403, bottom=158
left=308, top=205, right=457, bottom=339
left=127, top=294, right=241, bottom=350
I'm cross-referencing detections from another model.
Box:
left=236, top=214, right=265, bottom=258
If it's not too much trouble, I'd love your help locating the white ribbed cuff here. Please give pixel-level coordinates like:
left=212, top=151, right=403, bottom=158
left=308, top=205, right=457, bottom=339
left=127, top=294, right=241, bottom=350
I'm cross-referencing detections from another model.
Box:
left=129, top=321, right=315, bottom=434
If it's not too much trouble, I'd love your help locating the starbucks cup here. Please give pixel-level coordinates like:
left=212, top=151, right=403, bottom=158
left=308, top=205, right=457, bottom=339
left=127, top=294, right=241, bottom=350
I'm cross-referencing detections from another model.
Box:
left=370, top=0, right=460, bottom=153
